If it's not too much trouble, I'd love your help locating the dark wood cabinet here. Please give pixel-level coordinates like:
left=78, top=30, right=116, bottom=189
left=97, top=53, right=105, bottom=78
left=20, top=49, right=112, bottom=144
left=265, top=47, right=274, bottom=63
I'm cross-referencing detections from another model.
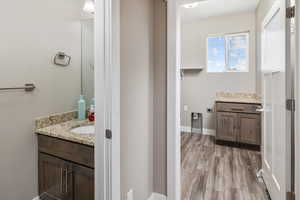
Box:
left=238, top=113, right=261, bottom=145
left=73, top=164, right=94, bottom=200
left=38, top=153, right=72, bottom=200
left=216, top=112, right=238, bottom=142
left=216, top=102, right=261, bottom=148
left=37, top=135, right=94, bottom=200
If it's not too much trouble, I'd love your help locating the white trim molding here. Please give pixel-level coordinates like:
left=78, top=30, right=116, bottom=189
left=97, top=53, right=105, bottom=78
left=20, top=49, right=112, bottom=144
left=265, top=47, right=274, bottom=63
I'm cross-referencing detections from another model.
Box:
left=203, top=128, right=216, bottom=136
left=148, top=193, right=167, bottom=200
left=296, top=1, right=300, bottom=199
left=32, top=197, right=40, bottom=200
left=95, top=0, right=107, bottom=199
left=95, top=0, right=121, bottom=199
left=167, top=0, right=181, bottom=200
left=180, top=126, right=216, bottom=136
left=180, top=126, right=191, bottom=133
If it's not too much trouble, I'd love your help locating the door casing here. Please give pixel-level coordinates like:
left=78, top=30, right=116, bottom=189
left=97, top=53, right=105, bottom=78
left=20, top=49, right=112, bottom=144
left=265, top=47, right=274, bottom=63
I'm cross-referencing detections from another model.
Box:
left=166, top=1, right=298, bottom=200
left=93, top=0, right=300, bottom=199
left=95, top=0, right=120, bottom=199
left=295, top=2, right=300, bottom=200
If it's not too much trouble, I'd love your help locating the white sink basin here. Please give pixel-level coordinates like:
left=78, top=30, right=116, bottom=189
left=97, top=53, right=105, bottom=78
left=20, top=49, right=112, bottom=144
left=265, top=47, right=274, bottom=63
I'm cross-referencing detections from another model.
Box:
left=71, top=125, right=95, bottom=134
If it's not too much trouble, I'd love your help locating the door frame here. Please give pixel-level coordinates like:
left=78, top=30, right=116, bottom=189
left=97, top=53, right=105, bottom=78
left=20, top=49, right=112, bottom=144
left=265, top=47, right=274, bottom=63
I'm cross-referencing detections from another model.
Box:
left=167, top=1, right=300, bottom=200
left=296, top=2, right=300, bottom=200
left=95, top=0, right=120, bottom=199
left=167, top=0, right=181, bottom=200
left=94, top=0, right=300, bottom=199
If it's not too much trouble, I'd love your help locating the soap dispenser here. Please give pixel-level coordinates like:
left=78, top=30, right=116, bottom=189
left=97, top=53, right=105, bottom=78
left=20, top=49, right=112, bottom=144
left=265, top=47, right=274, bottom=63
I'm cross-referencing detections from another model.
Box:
left=78, top=95, right=86, bottom=120
left=88, top=105, right=95, bottom=122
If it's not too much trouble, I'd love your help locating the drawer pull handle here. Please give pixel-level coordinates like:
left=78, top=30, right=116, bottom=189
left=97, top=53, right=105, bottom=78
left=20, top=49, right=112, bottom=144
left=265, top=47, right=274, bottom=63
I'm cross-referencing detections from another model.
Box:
left=60, top=168, right=64, bottom=194
left=65, top=169, right=72, bottom=194
left=65, top=169, right=68, bottom=194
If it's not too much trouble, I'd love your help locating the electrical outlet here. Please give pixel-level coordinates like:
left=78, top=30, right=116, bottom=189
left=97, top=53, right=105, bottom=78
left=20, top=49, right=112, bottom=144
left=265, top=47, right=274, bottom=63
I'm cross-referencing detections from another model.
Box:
left=127, top=189, right=133, bottom=200
left=184, top=105, right=188, bottom=111
left=207, top=108, right=213, bottom=113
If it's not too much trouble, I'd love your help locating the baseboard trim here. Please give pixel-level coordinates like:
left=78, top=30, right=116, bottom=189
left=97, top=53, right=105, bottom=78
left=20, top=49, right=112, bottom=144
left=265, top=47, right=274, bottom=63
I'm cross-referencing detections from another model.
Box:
left=32, top=197, right=40, bottom=200
left=181, top=126, right=216, bottom=136
left=203, top=128, right=216, bottom=136
left=148, top=193, right=167, bottom=200
left=181, top=126, right=191, bottom=133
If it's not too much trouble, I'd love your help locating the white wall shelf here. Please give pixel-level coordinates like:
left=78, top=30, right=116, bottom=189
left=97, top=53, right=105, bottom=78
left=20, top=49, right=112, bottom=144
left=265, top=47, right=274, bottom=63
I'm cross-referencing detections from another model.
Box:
left=180, top=67, right=204, bottom=70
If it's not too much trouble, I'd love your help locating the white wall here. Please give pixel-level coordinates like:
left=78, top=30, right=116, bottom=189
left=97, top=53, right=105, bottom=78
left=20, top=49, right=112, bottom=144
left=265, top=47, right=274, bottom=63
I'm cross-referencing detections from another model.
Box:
left=0, top=0, right=83, bottom=199
left=120, top=0, right=154, bottom=199
left=181, top=12, right=257, bottom=130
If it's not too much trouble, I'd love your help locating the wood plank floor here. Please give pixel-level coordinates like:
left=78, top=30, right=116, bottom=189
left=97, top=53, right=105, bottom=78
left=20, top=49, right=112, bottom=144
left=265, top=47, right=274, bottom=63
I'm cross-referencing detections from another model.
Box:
left=181, top=133, right=268, bottom=200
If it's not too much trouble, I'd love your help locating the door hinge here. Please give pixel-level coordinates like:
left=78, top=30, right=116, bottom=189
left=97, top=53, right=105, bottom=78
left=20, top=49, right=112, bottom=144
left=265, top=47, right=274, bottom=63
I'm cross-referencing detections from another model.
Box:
left=286, top=99, right=296, bottom=111
left=287, top=191, right=296, bottom=200
left=105, top=129, right=112, bottom=139
left=287, top=6, right=296, bottom=18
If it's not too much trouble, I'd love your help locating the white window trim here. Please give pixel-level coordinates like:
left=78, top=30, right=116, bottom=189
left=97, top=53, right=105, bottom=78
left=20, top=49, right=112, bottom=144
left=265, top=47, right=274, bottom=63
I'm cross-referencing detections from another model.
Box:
left=206, top=31, right=250, bottom=73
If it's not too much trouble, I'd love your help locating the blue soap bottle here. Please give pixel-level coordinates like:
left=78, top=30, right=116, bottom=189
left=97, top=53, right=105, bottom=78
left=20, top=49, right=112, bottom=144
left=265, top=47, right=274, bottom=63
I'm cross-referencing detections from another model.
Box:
left=78, top=95, right=86, bottom=120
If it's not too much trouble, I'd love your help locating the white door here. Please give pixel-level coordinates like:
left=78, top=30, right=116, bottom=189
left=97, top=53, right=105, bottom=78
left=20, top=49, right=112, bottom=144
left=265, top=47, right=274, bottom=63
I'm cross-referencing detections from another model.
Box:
left=261, top=1, right=290, bottom=200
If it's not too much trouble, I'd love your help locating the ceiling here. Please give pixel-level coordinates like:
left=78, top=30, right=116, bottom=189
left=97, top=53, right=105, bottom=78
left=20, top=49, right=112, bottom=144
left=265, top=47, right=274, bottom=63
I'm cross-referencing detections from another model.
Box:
left=180, top=0, right=260, bottom=22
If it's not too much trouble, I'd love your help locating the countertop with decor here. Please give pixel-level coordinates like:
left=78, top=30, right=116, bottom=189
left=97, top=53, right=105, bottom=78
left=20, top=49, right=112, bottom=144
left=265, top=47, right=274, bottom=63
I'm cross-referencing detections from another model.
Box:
left=35, top=111, right=94, bottom=146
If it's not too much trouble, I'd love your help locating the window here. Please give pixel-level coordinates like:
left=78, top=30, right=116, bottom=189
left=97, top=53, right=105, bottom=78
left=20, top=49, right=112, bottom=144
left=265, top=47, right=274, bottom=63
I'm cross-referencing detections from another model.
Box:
left=207, top=32, right=249, bottom=72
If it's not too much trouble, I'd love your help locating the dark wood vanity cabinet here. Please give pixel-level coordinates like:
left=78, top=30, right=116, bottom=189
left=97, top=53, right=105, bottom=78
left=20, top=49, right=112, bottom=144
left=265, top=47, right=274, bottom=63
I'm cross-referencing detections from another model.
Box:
left=216, top=102, right=261, bottom=147
left=216, top=112, right=238, bottom=142
left=37, top=135, right=94, bottom=200
left=39, top=153, right=73, bottom=200
left=72, top=164, right=94, bottom=200
left=239, top=113, right=261, bottom=145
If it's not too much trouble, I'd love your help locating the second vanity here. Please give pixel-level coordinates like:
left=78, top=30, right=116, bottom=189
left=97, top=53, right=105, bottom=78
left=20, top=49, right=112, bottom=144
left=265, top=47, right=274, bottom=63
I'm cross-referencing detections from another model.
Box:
left=215, top=92, right=262, bottom=150
left=35, top=111, right=95, bottom=200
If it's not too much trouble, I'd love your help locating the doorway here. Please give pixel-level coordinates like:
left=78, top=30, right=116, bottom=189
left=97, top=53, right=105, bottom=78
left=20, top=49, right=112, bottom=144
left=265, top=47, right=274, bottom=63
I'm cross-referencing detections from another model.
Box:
left=167, top=0, right=296, bottom=200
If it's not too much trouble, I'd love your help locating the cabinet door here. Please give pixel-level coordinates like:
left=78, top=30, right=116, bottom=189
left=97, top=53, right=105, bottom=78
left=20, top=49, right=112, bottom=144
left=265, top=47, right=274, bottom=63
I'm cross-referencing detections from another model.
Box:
left=238, top=113, right=261, bottom=145
left=216, top=112, right=238, bottom=142
left=72, top=164, right=94, bottom=200
left=39, top=153, right=72, bottom=200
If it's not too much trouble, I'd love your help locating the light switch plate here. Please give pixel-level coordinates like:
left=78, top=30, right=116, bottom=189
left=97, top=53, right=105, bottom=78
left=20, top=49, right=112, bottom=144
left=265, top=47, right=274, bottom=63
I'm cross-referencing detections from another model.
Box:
left=184, top=105, right=188, bottom=111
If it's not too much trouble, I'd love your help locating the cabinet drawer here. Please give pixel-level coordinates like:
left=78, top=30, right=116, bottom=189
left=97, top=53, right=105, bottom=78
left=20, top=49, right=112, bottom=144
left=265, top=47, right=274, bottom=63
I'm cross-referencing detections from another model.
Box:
left=216, top=102, right=261, bottom=113
left=38, top=135, right=94, bottom=168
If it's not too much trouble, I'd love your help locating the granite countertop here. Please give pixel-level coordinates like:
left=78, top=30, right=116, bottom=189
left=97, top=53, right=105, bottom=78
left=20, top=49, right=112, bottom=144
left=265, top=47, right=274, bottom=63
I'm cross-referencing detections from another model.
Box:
left=35, top=111, right=95, bottom=146
left=216, top=92, right=262, bottom=104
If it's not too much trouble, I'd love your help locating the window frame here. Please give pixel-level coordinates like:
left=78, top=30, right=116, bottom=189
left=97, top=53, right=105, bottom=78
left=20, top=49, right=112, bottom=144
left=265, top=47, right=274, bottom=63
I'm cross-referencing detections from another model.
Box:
left=206, top=31, right=250, bottom=73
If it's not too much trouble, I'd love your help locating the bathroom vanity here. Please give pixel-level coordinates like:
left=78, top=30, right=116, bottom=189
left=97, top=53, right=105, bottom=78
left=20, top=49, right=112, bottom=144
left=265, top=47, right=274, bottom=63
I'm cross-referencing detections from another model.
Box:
left=215, top=93, right=262, bottom=150
left=35, top=112, right=95, bottom=200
